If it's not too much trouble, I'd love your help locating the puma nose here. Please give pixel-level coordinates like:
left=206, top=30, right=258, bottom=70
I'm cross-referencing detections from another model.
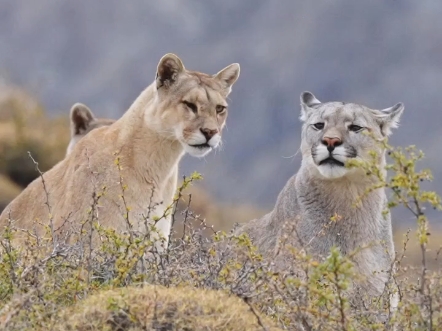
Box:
left=322, top=137, right=342, bottom=152
left=200, top=128, right=218, bottom=141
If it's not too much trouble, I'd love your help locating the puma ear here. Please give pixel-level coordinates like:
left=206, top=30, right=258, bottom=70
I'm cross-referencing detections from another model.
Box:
left=70, top=103, right=95, bottom=136
left=300, top=91, right=321, bottom=121
left=156, top=53, right=185, bottom=89
left=214, top=63, right=240, bottom=93
left=375, top=102, right=404, bottom=136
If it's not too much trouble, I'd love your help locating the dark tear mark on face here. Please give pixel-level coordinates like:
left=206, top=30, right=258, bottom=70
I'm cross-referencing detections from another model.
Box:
left=379, top=122, right=384, bottom=135
left=205, top=88, right=211, bottom=103
left=346, top=146, right=357, bottom=158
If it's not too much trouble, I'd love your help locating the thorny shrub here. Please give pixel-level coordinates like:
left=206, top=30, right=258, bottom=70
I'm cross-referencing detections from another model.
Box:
left=0, top=137, right=441, bottom=331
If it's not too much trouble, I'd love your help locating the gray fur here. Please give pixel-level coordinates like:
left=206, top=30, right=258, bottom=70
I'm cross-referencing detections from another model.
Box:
left=239, top=92, right=404, bottom=298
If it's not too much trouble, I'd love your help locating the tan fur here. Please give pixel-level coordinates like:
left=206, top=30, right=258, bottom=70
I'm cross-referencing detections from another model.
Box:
left=66, top=103, right=116, bottom=156
left=0, top=53, right=240, bottom=250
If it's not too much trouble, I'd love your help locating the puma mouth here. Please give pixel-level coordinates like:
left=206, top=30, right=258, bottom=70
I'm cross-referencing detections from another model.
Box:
left=189, top=143, right=211, bottom=149
left=319, top=157, right=345, bottom=167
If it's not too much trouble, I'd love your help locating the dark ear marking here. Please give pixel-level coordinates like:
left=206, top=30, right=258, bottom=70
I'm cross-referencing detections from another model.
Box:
left=70, top=103, right=95, bottom=136
left=300, top=91, right=321, bottom=108
left=156, top=53, right=185, bottom=89
left=300, top=91, right=321, bottom=121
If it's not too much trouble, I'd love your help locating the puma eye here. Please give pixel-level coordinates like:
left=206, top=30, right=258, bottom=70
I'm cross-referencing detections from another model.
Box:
left=216, top=105, right=226, bottom=114
left=313, top=122, right=325, bottom=130
left=349, top=124, right=363, bottom=132
left=182, top=101, right=197, bottom=113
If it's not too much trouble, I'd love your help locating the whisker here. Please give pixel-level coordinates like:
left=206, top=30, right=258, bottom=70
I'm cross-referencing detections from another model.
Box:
left=282, top=148, right=301, bottom=159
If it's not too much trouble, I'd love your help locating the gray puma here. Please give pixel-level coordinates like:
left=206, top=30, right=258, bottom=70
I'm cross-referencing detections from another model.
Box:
left=240, top=91, right=404, bottom=298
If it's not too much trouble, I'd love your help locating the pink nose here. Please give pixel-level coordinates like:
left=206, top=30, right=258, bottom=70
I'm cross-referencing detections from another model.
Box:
left=322, top=137, right=341, bottom=147
left=321, top=137, right=342, bottom=152
left=200, top=128, right=218, bottom=141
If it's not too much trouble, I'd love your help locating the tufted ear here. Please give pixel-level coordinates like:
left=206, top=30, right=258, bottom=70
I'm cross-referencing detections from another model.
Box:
left=70, top=103, right=95, bottom=136
left=214, top=63, right=240, bottom=94
left=156, top=53, right=185, bottom=89
left=375, top=102, right=404, bottom=136
left=300, top=91, right=321, bottom=121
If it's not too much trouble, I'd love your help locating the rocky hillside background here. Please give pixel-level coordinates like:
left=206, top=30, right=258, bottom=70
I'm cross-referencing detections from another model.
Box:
left=1, top=1, right=441, bottom=227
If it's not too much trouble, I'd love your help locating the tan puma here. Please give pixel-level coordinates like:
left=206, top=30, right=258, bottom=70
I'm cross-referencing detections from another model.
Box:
left=0, top=53, right=240, bottom=250
left=66, top=103, right=115, bottom=155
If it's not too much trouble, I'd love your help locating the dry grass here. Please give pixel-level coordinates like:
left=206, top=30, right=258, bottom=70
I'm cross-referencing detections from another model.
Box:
left=49, top=285, right=282, bottom=331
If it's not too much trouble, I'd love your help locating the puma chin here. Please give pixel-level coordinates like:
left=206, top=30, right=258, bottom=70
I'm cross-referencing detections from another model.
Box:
left=312, top=143, right=357, bottom=179
left=180, top=131, right=221, bottom=157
